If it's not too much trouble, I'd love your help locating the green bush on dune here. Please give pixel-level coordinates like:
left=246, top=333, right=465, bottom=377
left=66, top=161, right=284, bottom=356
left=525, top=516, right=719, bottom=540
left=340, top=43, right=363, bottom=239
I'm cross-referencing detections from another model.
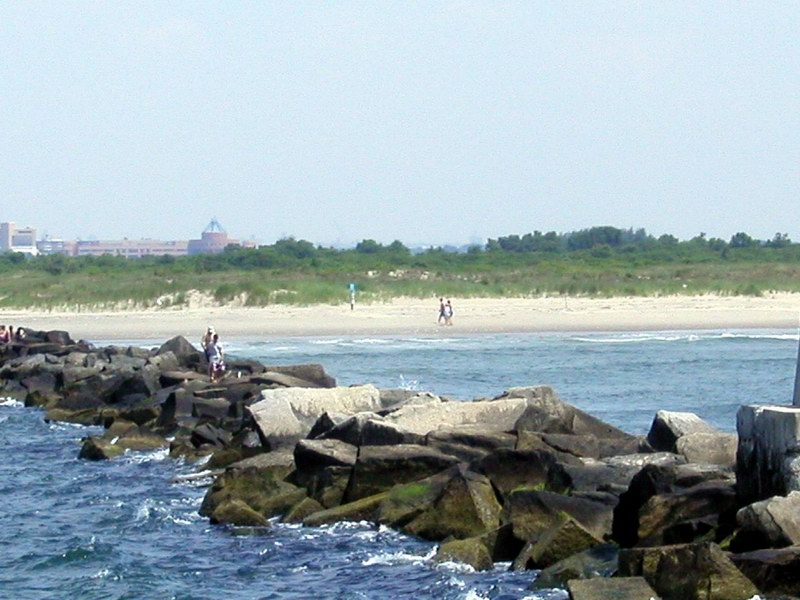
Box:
left=1, top=227, right=799, bottom=310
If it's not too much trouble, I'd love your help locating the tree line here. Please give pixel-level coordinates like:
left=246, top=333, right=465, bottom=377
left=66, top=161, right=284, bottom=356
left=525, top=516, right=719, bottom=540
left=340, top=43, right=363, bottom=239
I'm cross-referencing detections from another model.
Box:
left=1, top=226, right=798, bottom=276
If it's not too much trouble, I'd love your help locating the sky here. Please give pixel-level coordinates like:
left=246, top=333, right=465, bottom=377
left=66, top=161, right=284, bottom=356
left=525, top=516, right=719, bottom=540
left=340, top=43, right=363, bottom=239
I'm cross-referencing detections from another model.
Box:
left=1, top=2, right=799, bottom=247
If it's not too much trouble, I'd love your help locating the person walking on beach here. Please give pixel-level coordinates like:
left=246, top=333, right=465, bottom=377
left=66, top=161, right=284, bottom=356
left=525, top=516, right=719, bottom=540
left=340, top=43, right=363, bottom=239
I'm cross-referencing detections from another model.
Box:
left=437, top=298, right=446, bottom=325
left=0, top=325, right=9, bottom=344
left=444, top=299, right=454, bottom=326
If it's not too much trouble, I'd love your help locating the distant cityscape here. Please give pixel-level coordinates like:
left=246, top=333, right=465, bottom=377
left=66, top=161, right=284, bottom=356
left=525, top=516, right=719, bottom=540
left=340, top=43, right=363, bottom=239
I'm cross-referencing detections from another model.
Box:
left=0, top=218, right=256, bottom=258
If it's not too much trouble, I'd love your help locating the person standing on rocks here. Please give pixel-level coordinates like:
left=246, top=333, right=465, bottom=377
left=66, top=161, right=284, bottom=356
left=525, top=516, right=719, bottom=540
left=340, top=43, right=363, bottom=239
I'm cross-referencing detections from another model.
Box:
left=207, top=333, right=225, bottom=383
left=201, top=326, right=215, bottom=360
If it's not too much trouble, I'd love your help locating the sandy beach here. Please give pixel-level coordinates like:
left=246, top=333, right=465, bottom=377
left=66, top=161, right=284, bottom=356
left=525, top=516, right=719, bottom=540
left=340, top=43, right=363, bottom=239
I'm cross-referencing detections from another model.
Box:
left=1, top=294, right=799, bottom=342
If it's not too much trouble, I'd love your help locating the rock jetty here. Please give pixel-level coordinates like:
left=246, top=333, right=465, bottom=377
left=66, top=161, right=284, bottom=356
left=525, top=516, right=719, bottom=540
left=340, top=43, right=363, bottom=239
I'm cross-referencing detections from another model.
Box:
left=2, top=329, right=799, bottom=600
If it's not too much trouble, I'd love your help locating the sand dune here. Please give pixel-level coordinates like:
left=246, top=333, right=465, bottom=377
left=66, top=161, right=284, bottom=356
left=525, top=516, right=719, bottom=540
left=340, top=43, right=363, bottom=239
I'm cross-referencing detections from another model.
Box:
left=1, top=293, right=799, bottom=342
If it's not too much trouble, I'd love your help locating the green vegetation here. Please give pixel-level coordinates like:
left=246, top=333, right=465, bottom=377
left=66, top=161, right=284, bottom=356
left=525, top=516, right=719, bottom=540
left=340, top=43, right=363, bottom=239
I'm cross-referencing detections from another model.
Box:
left=2, top=227, right=800, bottom=309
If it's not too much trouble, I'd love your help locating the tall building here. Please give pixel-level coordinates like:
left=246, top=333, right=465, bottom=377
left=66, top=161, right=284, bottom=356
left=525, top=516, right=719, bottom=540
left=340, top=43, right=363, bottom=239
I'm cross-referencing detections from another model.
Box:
left=0, top=222, right=38, bottom=255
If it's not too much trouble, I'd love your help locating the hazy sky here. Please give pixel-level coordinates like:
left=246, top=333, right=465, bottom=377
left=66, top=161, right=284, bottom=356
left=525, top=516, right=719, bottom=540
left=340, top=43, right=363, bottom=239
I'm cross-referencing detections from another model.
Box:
left=1, top=2, right=798, bottom=246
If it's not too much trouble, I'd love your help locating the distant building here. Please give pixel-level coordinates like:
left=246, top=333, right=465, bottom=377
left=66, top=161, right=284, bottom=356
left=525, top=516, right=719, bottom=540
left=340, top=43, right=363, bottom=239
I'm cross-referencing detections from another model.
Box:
left=188, top=218, right=241, bottom=255
left=15, top=219, right=252, bottom=258
left=0, top=222, right=38, bottom=255
left=36, top=237, right=73, bottom=256
left=74, top=239, right=189, bottom=258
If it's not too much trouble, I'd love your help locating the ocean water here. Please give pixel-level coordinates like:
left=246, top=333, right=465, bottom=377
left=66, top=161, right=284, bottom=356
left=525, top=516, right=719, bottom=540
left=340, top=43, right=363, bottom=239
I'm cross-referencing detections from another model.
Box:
left=0, top=329, right=797, bottom=599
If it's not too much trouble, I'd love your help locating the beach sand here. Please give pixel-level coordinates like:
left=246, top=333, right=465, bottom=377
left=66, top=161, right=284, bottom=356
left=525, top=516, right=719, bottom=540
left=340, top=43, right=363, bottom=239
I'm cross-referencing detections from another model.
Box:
left=1, top=294, right=799, bottom=342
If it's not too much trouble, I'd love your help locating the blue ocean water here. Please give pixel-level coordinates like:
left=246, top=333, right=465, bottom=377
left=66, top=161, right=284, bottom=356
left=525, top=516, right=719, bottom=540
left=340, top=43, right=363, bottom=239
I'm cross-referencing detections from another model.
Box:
left=0, top=329, right=796, bottom=599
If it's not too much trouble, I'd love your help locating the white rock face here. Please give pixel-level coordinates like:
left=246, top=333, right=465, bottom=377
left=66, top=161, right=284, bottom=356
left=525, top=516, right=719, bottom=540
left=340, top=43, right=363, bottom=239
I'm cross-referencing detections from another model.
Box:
left=676, top=432, right=738, bottom=466
left=382, top=398, right=529, bottom=435
left=736, top=490, right=800, bottom=547
left=736, top=405, right=800, bottom=504
left=248, top=385, right=382, bottom=447
left=647, top=410, right=718, bottom=452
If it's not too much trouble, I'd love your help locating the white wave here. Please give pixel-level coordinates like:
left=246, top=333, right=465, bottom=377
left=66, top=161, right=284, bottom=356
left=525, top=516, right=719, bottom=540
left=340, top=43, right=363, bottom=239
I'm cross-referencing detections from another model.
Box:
left=134, top=499, right=154, bottom=522
left=354, top=530, right=379, bottom=542
left=361, top=547, right=436, bottom=567
left=124, top=447, right=170, bottom=464
left=90, top=568, right=113, bottom=580
left=0, top=397, right=23, bottom=408
left=322, top=520, right=374, bottom=533
left=462, top=590, right=487, bottom=600
left=572, top=330, right=798, bottom=344
left=435, top=560, right=475, bottom=574
left=397, top=375, right=420, bottom=391
left=310, top=339, right=345, bottom=345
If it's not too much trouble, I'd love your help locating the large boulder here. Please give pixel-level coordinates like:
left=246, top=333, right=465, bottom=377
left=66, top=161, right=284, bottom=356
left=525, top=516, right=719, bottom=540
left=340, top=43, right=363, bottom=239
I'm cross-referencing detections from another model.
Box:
left=262, top=364, right=336, bottom=388
left=471, top=448, right=571, bottom=501
left=294, top=438, right=358, bottom=471
left=618, top=542, right=759, bottom=600
left=635, top=479, right=738, bottom=547
left=344, top=444, right=459, bottom=503
left=210, top=499, right=269, bottom=527
left=531, top=543, right=618, bottom=589
left=503, top=489, right=614, bottom=543
left=731, top=546, right=800, bottom=596
left=612, top=463, right=735, bottom=547
left=566, top=577, right=659, bottom=600
left=382, top=396, right=529, bottom=436
left=647, top=410, right=718, bottom=453
left=399, top=465, right=502, bottom=542
left=247, top=385, right=383, bottom=448
left=303, top=491, right=389, bottom=527
left=737, top=404, right=800, bottom=505
left=199, top=452, right=299, bottom=519
left=730, top=491, right=800, bottom=552
left=676, top=432, right=738, bottom=467
left=509, top=386, right=636, bottom=444
left=426, top=425, right=517, bottom=462
left=434, top=538, right=493, bottom=571
left=156, top=336, right=204, bottom=368
left=514, top=517, right=603, bottom=570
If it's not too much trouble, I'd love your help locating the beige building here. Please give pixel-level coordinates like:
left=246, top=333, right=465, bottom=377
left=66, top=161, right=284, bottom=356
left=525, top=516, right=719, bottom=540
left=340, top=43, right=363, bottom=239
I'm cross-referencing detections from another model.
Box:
left=188, top=218, right=242, bottom=255
left=74, top=239, right=189, bottom=258
left=17, top=218, right=253, bottom=258
left=0, top=222, right=38, bottom=255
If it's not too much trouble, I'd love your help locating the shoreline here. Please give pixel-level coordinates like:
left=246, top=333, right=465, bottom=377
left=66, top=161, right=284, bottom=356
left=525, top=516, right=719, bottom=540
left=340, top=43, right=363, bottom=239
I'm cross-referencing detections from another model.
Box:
left=1, top=293, right=799, bottom=342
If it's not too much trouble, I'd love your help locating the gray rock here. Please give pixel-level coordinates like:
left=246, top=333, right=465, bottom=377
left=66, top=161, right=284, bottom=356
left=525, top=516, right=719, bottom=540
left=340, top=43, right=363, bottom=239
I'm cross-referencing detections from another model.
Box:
left=294, top=438, right=358, bottom=470
left=434, top=538, right=493, bottom=571
left=731, top=546, right=800, bottom=596
left=247, top=385, right=383, bottom=448
left=737, top=404, right=800, bottom=505
left=731, top=491, right=800, bottom=552
left=531, top=543, right=618, bottom=589
left=567, top=577, right=660, bottom=600
left=647, top=410, right=718, bottom=453
left=382, top=396, right=528, bottom=436
left=503, top=489, right=615, bottom=543
left=618, top=542, right=758, bottom=600
left=344, top=444, right=460, bottom=503
left=156, top=336, right=203, bottom=368
left=509, top=386, right=635, bottom=443
left=676, top=432, right=738, bottom=466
